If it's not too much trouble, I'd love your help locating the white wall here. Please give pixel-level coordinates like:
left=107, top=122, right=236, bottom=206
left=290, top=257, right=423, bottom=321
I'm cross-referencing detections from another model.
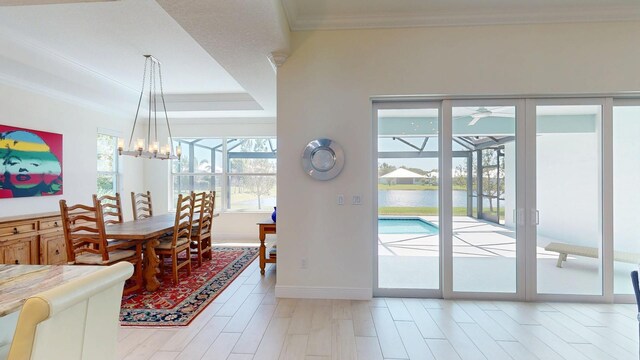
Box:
left=536, top=133, right=599, bottom=247
left=143, top=119, right=277, bottom=240
left=0, top=82, right=142, bottom=220
left=277, top=21, right=640, bottom=299
left=613, top=106, right=640, bottom=253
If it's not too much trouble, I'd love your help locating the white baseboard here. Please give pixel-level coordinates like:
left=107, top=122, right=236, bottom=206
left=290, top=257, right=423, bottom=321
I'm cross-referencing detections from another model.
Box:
left=275, top=285, right=372, bottom=300
left=212, top=233, right=257, bottom=242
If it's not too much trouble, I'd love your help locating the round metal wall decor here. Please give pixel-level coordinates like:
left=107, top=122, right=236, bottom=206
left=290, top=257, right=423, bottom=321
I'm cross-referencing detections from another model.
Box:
left=302, top=138, right=344, bottom=181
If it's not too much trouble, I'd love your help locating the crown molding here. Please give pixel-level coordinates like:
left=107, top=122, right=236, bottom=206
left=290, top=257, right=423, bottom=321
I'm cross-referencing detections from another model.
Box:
left=0, top=23, right=141, bottom=116
left=0, top=71, right=131, bottom=117
left=0, top=0, right=114, bottom=5
left=170, top=117, right=276, bottom=125
left=285, top=4, right=640, bottom=31
left=0, top=24, right=138, bottom=93
left=167, top=109, right=276, bottom=119
left=280, top=0, right=299, bottom=31
left=160, top=93, right=263, bottom=112
left=267, top=51, right=289, bottom=70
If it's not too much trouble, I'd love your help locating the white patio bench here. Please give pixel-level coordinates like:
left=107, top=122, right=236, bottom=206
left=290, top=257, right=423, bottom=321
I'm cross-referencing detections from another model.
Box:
left=545, top=242, right=640, bottom=268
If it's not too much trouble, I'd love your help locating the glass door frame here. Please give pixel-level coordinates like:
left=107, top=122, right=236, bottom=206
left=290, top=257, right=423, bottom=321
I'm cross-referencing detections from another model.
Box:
left=444, top=99, right=527, bottom=301
left=372, top=100, right=444, bottom=298
left=372, top=99, right=527, bottom=300
left=373, top=96, right=634, bottom=304
left=525, top=97, right=614, bottom=302
left=611, top=98, right=640, bottom=304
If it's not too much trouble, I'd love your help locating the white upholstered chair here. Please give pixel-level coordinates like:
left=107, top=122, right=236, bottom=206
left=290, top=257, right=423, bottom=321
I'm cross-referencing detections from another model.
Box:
left=6, top=262, right=133, bottom=360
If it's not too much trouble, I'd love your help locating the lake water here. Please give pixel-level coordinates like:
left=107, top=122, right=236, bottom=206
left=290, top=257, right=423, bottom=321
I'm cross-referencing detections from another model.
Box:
left=230, top=191, right=495, bottom=209
left=378, top=190, right=494, bottom=208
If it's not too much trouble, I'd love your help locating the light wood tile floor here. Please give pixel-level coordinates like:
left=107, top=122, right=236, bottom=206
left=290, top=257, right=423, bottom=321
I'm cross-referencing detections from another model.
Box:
left=117, top=260, right=639, bottom=360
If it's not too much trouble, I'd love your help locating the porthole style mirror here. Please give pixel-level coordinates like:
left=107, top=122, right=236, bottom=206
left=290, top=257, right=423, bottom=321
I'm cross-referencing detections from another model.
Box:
left=302, top=138, right=344, bottom=180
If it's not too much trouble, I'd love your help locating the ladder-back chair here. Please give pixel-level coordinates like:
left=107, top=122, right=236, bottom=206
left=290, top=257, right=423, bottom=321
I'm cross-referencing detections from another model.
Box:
left=93, top=193, right=123, bottom=225
left=131, top=191, right=153, bottom=220
left=156, top=194, right=193, bottom=284
left=191, top=191, right=214, bottom=267
left=59, top=199, right=143, bottom=294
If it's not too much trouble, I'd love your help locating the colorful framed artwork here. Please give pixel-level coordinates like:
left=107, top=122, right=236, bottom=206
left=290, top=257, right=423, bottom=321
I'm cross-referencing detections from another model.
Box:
left=0, top=125, right=63, bottom=198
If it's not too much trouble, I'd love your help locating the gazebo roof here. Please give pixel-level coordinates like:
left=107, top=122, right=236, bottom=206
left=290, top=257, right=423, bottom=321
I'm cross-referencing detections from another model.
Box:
left=381, top=168, right=426, bottom=179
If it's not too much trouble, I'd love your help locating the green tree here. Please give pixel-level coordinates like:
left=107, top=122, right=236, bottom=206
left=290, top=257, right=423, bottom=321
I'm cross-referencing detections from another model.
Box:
left=231, top=139, right=276, bottom=210
left=378, top=162, right=396, bottom=177
left=453, top=163, right=467, bottom=189
left=477, top=149, right=505, bottom=212
left=97, top=134, right=117, bottom=196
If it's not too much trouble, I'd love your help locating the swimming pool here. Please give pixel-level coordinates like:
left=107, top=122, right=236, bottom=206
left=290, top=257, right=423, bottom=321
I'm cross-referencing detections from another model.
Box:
left=378, top=218, right=439, bottom=235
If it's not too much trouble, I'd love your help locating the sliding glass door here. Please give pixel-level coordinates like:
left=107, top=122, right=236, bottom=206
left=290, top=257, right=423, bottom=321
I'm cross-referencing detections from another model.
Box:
left=374, top=97, right=635, bottom=303
left=375, top=102, right=442, bottom=296
left=613, top=103, right=640, bottom=298
left=450, top=101, right=523, bottom=296
left=532, top=101, right=604, bottom=298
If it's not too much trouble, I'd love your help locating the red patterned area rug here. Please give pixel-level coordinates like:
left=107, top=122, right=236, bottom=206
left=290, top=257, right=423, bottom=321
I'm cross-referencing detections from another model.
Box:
left=120, top=246, right=258, bottom=327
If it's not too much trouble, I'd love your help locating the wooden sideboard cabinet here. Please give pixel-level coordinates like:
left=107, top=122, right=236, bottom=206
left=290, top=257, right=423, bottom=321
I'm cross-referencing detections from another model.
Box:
left=0, top=212, right=67, bottom=265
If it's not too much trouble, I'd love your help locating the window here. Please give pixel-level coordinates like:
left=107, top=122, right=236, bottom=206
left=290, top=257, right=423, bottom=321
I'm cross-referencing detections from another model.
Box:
left=171, top=137, right=277, bottom=212
left=97, top=133, right=119, bottom=196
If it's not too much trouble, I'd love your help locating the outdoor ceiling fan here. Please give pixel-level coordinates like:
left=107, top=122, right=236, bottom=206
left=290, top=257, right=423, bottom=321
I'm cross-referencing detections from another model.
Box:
left=457, top=106, right=513, bottom=126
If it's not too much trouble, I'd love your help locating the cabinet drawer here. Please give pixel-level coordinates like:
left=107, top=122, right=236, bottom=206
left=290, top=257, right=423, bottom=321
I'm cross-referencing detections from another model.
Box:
left=40, top=218, right=63, bottom=231
left=41, top=233, right=67, bottom=265
left=2, top=236, right=37, bottom=265
left=0, top=222, right=37, bottom=237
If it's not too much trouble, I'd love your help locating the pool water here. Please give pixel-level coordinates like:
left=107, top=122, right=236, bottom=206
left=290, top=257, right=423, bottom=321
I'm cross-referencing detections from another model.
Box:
left=378, top=218, right=439, bottom=235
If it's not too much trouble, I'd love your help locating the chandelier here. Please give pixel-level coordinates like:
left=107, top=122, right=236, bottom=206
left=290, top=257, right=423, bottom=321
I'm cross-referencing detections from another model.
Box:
left=118, top=55, right=181, bottom=160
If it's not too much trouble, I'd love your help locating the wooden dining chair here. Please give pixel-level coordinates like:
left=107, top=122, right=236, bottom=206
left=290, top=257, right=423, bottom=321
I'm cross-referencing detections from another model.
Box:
left=131, top=191, right=153, bottom=220
left=93, top=193, right=123, bottom=225
left=191, top=191, right=214, bottom=267
left=59, top=199, right=143, bottom=294
left=156, top=194, right=193, bottom=284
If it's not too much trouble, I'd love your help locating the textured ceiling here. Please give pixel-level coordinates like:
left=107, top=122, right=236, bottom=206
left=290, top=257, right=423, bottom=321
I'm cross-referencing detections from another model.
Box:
left=282, top=0, right=640, bottom=30
left=0, top=0, right=290, bottom=119
left=0, top=0, right=245, bottom=95
left=0, top=0, right=111, bottom=5
left=156, top=0, right=290, bottom=118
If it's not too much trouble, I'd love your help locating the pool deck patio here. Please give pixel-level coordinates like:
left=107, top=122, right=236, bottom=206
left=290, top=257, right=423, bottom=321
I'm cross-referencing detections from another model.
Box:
left=378, top=216, right=635, bottom=295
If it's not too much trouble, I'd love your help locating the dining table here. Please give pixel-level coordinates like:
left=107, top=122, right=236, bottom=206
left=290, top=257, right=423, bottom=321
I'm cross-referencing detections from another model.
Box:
left=103, top=212, right=179, bottom=292
left=103, top=211, right=217, bottom=292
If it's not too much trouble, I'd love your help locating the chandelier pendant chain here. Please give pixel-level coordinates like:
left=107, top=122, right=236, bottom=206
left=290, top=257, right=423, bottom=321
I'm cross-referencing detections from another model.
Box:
left=127, top=56, right=149, bottom=150
left=153, top=62, right=158, bottom=144
left=118, top=55, right=181, bottom=160
left=158, top=62, right=175, bottom=147
left=147, top=58, right=153, bottom=152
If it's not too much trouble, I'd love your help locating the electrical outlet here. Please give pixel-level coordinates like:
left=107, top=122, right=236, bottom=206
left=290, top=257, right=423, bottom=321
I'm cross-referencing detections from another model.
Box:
left=352, top=195, right=362, bottom=205
left=337, top=194, right=344, bottom=205
left=301, top=258, right=308, bottom=269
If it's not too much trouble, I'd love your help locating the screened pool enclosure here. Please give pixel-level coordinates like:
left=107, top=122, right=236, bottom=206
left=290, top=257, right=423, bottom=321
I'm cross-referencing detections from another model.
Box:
left=171, top=138, right=277, bottom=212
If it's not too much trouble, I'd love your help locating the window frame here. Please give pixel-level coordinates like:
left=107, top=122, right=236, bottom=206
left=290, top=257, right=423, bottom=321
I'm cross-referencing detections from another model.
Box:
left=170, top=137, right=277, bottom=213
left=96, top=131, right=120, bottom=196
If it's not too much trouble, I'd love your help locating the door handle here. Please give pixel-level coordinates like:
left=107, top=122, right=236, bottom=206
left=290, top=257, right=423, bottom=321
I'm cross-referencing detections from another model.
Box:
left=531, top=209, right=539, bottom=225
left=517, top=209, right=525, bottom=226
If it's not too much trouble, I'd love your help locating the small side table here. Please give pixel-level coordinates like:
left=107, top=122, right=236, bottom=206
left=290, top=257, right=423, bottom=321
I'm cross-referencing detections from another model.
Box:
left=257, top=220, right=276, bottom=275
